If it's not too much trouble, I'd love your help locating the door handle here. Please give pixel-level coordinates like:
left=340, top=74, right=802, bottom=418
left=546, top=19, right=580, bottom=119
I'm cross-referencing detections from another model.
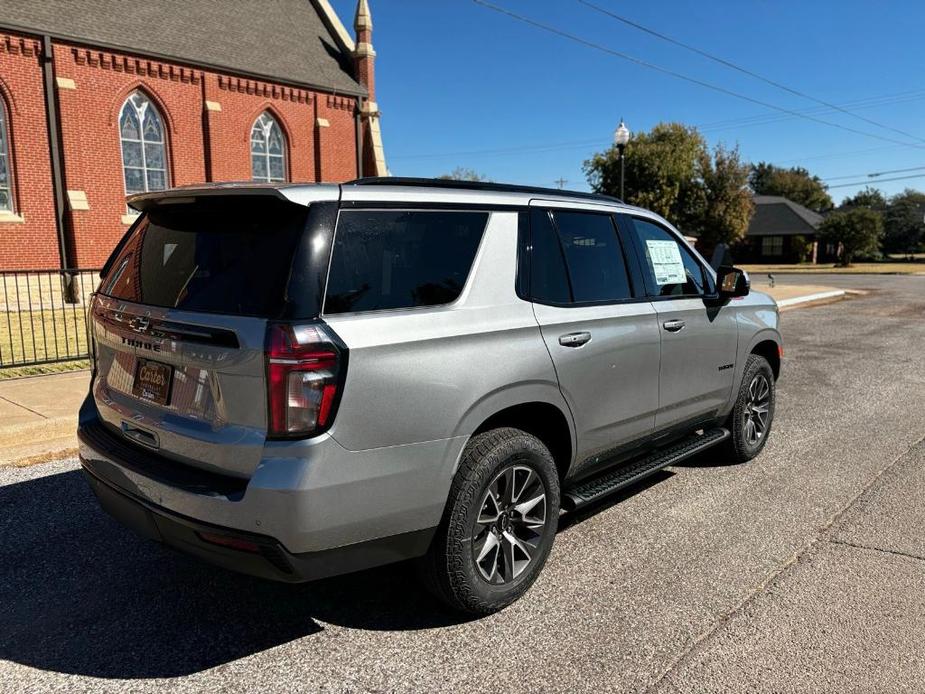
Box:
left=663, top=320, right=686, bottom=333
left=559, top=331, right=592, bottom=347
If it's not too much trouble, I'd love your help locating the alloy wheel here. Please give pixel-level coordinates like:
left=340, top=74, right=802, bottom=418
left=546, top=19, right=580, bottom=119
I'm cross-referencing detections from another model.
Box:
left=472, top=465, right=548, bottom=584
left=744, top=373, right=771, bottom=446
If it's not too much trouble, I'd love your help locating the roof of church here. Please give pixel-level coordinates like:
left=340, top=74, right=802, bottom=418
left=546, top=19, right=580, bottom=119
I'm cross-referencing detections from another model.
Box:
left=2, top=0, right=364, bottom=95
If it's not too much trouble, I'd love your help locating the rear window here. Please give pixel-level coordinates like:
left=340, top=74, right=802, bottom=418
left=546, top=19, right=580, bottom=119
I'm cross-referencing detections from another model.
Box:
left=324, top=210, right=488, bottom=314
left=99, top=196, right=307, bottom=317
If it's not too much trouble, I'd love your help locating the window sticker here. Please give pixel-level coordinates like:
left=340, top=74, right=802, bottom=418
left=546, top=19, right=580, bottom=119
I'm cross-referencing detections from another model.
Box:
left=645, top=239, right=687, bottom=285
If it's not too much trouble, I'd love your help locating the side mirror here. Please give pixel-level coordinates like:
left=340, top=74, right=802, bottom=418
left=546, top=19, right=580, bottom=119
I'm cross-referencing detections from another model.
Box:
left=716, top=265, right=750, bottom=298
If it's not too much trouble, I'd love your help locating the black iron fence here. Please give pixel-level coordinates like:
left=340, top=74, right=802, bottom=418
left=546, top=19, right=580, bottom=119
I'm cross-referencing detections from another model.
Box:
left=0, top=268, right=101, bottom=368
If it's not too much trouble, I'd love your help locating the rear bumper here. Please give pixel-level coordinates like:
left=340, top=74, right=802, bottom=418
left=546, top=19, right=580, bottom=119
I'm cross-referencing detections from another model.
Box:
left=81, top=462, right=434, bottom=583
left=76, top=398, right=458, bottom=581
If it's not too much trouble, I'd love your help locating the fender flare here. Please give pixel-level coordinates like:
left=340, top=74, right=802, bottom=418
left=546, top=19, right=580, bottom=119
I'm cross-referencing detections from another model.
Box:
left=735, top=328, right=783, bottom=388
left=450, top=380, right=577, bottom=474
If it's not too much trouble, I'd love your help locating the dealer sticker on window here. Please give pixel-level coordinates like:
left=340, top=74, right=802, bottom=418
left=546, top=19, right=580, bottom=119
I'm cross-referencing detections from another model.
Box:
left=645, top=240, right=687, bottom=285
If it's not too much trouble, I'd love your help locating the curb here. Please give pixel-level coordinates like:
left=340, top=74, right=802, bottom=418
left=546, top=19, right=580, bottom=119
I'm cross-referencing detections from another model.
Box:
left=777, top=289, right=847, bottom=310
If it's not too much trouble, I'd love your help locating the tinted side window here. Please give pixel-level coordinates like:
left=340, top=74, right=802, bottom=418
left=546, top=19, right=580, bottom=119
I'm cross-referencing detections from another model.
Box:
left=529, top=209, right=571, bottom=304
left=629, top=218, right=707, bottom=297
left=552, top=211, right=632, bottom=303
left=324, top=210, right=487, bottom=314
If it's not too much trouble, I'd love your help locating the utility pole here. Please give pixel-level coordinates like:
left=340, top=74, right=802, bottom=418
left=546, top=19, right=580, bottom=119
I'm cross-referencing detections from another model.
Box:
left=554, top=177, right=568, bottom=189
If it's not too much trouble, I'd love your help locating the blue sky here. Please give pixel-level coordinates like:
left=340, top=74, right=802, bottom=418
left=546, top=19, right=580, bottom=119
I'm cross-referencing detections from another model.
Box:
left=331, top=0, right=925, bottom=203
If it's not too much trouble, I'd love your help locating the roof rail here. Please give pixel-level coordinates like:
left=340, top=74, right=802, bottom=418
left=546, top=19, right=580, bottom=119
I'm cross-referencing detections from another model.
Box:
left=344, top=177, right=623, bottom=205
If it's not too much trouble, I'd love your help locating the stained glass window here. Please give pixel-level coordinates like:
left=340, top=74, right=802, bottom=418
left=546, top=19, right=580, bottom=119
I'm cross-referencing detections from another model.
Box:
left=251, top=112, right=287, bottom=183
left=120, top=91, right=168, bottom=196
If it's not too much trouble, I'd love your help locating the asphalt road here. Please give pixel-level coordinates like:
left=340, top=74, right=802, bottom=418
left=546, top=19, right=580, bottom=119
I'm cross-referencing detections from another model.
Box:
left=1, top=274, right=923, bottom=693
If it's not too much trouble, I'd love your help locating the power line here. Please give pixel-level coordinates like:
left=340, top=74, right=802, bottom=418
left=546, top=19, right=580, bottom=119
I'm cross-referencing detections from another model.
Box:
left=698, top=90, right=925, bottom=133
left=389, top=88, right=925, bottom=162
left=774, top=144, right=906, bottom=166
left=826, top=172, right=925, bottom=189
left=390, top=137, right=605, bottom=161
left=471, top=0, right=925, bottom=150
left=823, top=165, right=925, bottom=182
left=576, top=0, right=925, bottom=145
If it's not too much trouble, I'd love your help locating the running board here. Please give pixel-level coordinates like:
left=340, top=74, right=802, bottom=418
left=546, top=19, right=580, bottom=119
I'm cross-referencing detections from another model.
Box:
left=563, top=427, right=730, bottom=510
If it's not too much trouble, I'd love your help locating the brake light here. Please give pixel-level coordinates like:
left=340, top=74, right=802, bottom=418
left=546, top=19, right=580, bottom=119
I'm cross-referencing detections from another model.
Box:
left=265, top=323, right=344, bottom=438
left=88, top=294, right=99, bottom=378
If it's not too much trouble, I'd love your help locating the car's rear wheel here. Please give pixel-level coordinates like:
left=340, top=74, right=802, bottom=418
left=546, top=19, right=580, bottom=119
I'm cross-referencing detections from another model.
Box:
left=420, top=427, right=560, bottom=615
left=722, top=354, right=776, bottom=463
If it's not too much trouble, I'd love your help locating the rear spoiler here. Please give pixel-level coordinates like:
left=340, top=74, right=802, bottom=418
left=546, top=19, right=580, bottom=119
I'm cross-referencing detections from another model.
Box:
left=127, top=185, right=291, bottom=213
left=127, top=183, right=341, bottom=213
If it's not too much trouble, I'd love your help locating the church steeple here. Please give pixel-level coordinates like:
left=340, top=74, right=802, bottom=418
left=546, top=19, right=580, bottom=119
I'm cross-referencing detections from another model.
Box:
left=354, top=0, right=376, bottom=102
left=354, top=0, right=387, bottom=176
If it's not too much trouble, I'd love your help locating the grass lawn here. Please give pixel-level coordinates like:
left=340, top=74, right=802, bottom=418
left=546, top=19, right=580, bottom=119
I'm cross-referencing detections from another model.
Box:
left=0, top=360, right=90, bottom=380
left=741, top=262, right=925, bottom=275
left=0, top=308, right=91, bottom=377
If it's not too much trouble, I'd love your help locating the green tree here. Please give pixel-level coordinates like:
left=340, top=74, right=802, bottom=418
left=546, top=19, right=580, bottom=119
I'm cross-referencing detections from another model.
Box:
left=883, top=189, right=925, bottom=257
left=585, top=122, right=703, bottom=224
left=583, top=122, right=753, bottom=247
left=438, top=167, right=491, bottom=182
left=841, top=186, right=887, bottom=211
left=818, top=207, right=883, bottom=266
left=694, top=143, right=754, bottom=249
left=749, top=162, right=833, bottom=212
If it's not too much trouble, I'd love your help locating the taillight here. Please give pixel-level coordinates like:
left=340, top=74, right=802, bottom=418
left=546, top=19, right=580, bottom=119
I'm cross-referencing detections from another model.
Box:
left=265, top=323, right=345, bottom=438
left=88, top=294, right=99, bottom=378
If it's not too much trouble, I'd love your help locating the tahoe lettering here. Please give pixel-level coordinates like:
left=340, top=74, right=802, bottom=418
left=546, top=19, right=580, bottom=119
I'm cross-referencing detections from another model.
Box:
left=121, top=336, right=161, bottom=352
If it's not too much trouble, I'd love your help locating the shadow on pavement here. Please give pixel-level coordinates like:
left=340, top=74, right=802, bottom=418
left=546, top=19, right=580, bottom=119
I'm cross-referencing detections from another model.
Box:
left=672, top=445, right=746, bottom=468
left=557, top=469, right=673, bottom=532
left=2, top=463, right=681, bottom=679
left=0, top=469, right=470, bottom=679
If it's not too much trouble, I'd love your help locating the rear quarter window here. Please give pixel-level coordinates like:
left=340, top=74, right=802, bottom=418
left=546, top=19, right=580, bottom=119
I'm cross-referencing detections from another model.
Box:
left=324, top=210, right=488, bottom=315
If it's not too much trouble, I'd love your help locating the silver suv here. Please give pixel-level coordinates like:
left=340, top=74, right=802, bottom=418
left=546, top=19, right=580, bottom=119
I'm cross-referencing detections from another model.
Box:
left=79, top=178, right=781, bottom=614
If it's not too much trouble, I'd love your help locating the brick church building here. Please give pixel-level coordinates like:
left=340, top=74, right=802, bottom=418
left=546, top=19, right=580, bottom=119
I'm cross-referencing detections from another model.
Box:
left=0, top=0, right=386, bottom=270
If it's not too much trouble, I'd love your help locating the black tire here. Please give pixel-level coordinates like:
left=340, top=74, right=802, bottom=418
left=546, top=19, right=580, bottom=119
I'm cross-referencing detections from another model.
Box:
left=721, top=354, right=776, bottom=463
left=420, top=427, right=560, bottom=615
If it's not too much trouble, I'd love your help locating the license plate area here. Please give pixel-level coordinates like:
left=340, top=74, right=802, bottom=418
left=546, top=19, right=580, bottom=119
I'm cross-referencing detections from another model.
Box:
left=132, top=358, right=174, bottom=406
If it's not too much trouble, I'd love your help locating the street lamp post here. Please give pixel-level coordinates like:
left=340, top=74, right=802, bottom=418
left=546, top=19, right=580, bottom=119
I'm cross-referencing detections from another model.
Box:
left=614, top=118, right=630, bottom=200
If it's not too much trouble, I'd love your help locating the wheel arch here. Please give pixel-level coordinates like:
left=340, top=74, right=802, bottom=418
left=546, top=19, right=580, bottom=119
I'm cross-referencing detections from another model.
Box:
left=454, top=383, right=576, bottom=484
left=749, top=335, right=782, bottom=380
left=473, top=402, right=574, bottom=484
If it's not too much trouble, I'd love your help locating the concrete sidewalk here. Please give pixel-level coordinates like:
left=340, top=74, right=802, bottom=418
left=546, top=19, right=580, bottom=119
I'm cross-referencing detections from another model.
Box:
left=759, top=282, right=849, bottom=309
left=0, top=370, right=88, bottom=465
left=0, top=283, right=847, bottom=466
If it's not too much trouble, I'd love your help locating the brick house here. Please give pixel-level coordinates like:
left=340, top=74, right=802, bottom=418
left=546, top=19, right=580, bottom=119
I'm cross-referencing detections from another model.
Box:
left=0, top=0, right=386, bottom=271
left=733, top=195, right=835, bottom=264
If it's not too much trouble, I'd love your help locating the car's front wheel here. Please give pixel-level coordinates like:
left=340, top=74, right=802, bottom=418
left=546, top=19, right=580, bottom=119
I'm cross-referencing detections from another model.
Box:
left=722, top=354, right=776, bottom=463
left=420, top=427, right=560, bottom=615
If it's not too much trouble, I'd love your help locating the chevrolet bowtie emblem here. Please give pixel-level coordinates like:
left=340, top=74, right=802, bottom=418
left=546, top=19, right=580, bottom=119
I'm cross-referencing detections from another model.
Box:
left=129, top=316, right=151, bottom=333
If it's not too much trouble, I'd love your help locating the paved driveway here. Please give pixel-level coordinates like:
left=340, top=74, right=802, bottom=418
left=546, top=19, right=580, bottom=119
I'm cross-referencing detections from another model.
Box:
left=1, top=274, right=923, bottom=693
